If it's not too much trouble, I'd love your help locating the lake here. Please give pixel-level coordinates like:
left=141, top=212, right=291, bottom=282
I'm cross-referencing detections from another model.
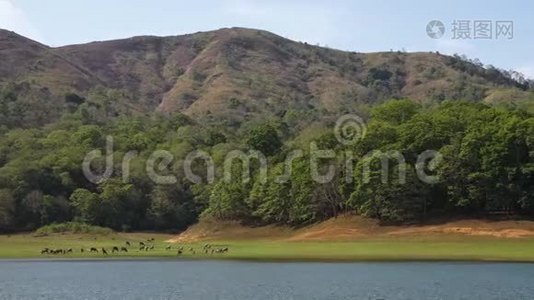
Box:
left=1, top=260, right=534, bottom=299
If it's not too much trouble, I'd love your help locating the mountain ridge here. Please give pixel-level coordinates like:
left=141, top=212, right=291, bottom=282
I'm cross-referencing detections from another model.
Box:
left=0, top=27, right=532, bottom=128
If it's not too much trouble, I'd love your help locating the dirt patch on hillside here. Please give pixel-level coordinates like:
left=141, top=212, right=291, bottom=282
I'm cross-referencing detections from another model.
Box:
left=168, top=215, right=534, bottom=242
left=166, top=219, right=294, bottom=243
left=288, top=215, right=380, bottom=241
left=387, top=220, right=534, bottom=238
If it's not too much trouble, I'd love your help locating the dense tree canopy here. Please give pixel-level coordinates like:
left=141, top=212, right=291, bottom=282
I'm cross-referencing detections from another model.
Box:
left=0, top=98, right=532, bottom=232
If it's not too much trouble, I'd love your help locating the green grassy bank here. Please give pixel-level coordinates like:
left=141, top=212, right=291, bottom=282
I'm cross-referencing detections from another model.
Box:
left=2, top=233, right=534, bottom=262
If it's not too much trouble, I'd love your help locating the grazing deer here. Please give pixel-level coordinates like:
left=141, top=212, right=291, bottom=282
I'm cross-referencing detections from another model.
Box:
left=120, top=247, right=128, bottom=252
left=112, top=246, right=119, bottom=253
left=101, top=248, right=108, bottom=255
left=90, top=247, right=98, bottom=253
left=51, top=249, right=62, bottom=254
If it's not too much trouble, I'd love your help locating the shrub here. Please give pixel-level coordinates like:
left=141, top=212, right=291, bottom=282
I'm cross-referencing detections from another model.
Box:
left=34, top=222, right=113, bottom=236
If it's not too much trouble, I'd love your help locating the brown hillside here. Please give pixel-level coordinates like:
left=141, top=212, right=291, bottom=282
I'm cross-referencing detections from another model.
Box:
left=169, top=215, right=534, bottom=242
left=0, top=27, right=531, bottom=127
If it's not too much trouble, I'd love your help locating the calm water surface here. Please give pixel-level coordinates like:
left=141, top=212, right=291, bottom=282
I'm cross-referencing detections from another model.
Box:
left=1, top=260, right=533, bottom=300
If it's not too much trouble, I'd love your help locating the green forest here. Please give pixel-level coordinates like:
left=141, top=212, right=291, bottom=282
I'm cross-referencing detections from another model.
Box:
left=0, top=94, right=533, bottom=233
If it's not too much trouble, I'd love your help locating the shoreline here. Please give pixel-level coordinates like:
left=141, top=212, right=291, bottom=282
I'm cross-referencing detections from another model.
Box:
left=3, top=228, right=534, bottom=264
left=2, top=256, right=534, bottom=264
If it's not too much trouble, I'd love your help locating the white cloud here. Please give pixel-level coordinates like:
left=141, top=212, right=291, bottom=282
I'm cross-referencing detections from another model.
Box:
left=0, top=0, right=42, bottom=41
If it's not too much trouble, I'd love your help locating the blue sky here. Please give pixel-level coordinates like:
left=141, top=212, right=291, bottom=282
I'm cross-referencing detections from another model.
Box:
left=1, top=0, right=533, bottom=77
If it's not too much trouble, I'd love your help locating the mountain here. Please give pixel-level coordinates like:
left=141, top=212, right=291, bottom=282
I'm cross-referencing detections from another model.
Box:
left=0, top=27, right=531, bottom=128
left=1, top=28, right=533, bottom=234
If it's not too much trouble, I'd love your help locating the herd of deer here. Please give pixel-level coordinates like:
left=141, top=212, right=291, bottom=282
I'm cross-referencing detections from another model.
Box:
left=175, top=244, right=229, bottom=255
left=40, top=240, right=230, bottom=256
